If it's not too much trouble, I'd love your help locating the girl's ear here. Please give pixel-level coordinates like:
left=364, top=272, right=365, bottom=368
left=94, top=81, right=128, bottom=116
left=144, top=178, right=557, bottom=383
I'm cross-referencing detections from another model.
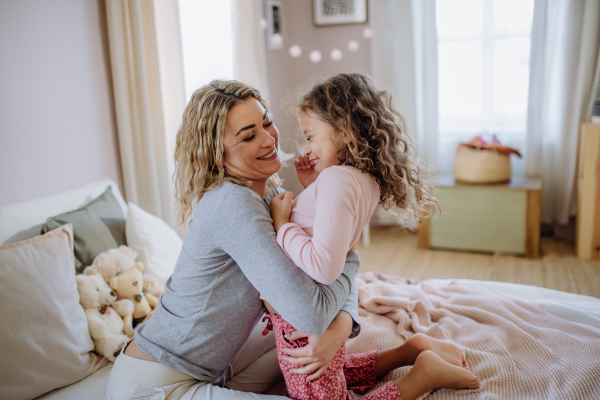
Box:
left=340, top=130, right=351, bottom=145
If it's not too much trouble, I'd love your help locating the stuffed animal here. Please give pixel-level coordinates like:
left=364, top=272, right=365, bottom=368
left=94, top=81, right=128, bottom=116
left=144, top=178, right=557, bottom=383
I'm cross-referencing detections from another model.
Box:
left=109, top=262, right=158, bottom=325
left=83, top=245, right=137, bottom=284
left=75, top=274, right=135, bottom=362
left=143, top=273, right=165, bottom=298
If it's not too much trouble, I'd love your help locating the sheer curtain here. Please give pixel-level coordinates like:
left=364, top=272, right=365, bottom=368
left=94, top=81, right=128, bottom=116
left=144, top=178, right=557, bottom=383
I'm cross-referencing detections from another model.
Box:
left=231, top=0, right=270, bottom=103
left=368, top=0, right=438, bottom=169
left=526, top=0, right=600, bottom=225
left=104, top=0, right=186, bottom=225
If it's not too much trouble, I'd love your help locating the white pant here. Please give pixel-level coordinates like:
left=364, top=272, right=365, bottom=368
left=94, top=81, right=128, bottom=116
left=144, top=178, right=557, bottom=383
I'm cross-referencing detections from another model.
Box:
left=106, top=318, right=287, bottom=399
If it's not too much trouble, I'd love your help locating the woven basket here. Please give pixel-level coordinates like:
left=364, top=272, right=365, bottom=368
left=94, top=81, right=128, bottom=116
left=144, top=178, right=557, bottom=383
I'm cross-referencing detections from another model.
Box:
left=453, top=146, right=511, bottom=184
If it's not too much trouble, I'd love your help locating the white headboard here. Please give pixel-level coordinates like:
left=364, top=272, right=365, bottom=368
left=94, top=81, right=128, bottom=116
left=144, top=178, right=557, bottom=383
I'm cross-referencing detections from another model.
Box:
left=0, top=179, right=127, bottom=245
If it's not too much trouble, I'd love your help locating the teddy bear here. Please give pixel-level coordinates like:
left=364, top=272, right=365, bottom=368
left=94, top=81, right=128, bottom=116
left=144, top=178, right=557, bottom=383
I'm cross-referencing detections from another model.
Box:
left=143, top=273, right=165, bottom=298
left=75, top=274, right=135, bottom=362
left=109, top=262, right=158, bottom=326
left=83, top=245, right=137, bottom=284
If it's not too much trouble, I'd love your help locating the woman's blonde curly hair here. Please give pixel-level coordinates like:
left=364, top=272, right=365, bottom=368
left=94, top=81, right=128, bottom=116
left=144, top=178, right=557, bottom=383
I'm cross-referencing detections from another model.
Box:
left=173, top=80, right=282, bottom=225
left=298, top=73, right=438, bottom=219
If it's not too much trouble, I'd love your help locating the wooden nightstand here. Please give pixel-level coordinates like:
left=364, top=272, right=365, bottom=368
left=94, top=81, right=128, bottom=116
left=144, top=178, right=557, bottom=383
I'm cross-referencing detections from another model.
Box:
left=418, top=176, right=542, bottom=257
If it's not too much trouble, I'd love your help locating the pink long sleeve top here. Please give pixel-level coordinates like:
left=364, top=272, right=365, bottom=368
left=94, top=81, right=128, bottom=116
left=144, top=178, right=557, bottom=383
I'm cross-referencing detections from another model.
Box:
left=277, top=166, right=380, bottom=285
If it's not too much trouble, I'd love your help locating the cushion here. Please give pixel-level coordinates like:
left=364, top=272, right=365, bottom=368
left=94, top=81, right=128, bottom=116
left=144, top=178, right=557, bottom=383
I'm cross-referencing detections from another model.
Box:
left=42, top=186, right=126, bottom=273
left=0, top=179, right=127, bottom=246
left=126, top=202, right=182, bottom=284
left=2, top=223, right=44, bottom=245
left=0, top=224, right=107, bottom=400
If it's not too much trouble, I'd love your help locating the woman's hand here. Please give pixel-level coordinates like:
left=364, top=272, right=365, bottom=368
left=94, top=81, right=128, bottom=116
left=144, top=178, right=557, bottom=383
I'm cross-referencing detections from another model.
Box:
left=280, top=311, right=353, bottom=381
left=295, top=155, right=320, bottom=189
left=269, top=192, right=294, bottom=232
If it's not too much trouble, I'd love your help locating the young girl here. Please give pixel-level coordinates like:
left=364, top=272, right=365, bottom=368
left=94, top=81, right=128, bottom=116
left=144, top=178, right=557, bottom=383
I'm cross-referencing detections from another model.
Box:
left=267, top=73, right=480, bottom=400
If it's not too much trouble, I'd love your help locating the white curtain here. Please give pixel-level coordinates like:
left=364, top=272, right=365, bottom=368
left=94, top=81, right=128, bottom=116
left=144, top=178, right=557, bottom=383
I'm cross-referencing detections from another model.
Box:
left=231, top=0, right=270, bottom=103
left=369, top=0, right=438, bottom=169
left=526, top=0, right=600, bottom=225
left=104, top=0, right=186, bottom=225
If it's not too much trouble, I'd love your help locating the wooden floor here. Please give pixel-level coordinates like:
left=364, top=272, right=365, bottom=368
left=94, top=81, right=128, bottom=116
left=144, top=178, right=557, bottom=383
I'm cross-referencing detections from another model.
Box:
left=357, top=227, right=600, bottom=299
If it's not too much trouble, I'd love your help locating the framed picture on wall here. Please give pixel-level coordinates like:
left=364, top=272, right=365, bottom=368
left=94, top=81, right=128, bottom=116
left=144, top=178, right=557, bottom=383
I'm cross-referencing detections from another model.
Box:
left=312, top=0, right=368, bottom=26
left=267, top=0, right=283, bottom=50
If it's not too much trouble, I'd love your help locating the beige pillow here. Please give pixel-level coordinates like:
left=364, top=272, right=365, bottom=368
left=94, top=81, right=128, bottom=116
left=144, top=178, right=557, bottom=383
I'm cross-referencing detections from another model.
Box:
left=126, top=202, right=182, bottom=285
left=0, top=224, right=107, bottom=400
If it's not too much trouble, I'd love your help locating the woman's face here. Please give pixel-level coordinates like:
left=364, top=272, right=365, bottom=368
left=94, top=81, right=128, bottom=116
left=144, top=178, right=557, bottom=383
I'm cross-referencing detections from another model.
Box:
left=223, top=97, right=281, bottom=183
left=299, top=110, right=345, bottom=173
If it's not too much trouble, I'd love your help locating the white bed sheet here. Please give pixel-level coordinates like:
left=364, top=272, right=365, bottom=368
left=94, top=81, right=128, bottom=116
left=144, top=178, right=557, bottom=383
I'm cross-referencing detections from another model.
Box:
left=36, top=280, right=600, bottom=400
left=35, top=363, right=113, bottom=400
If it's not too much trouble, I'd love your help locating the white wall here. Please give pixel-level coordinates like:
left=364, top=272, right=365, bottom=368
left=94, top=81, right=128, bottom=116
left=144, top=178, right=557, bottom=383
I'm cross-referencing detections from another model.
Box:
left=0, top=0, right=122, bottom=207
left=263, top=0, right=372, bottom=195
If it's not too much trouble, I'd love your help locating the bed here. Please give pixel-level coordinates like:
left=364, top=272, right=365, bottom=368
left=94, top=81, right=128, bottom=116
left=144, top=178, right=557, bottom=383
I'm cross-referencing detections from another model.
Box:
left=1, top=179, right=599, bottom=400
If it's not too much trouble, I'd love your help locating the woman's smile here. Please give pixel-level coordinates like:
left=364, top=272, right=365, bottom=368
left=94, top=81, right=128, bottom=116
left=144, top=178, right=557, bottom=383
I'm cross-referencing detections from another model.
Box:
left=257, top=148, right=277, bottom=160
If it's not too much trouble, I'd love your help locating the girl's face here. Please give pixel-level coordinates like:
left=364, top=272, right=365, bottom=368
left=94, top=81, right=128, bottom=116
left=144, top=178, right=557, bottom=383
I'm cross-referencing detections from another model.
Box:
left=223, top=97, right=281, bottom=183
left=299, top=110, right=345, bottom=173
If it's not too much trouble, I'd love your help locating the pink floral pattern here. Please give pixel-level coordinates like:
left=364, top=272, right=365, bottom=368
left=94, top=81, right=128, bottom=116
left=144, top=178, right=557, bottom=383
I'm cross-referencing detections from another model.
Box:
left=266, top=313, right=402, bottom=400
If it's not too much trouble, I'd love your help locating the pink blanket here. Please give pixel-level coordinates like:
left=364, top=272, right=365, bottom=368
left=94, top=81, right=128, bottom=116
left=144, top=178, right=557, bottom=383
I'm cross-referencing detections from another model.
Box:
left=346, top=274, right=600, bottom=399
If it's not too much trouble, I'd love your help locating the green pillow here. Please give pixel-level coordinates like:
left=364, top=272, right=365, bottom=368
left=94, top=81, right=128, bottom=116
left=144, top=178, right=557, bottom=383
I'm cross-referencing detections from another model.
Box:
left=2, top=224, right=43, bottom=245
left=42, top=186, right=126, bottom=273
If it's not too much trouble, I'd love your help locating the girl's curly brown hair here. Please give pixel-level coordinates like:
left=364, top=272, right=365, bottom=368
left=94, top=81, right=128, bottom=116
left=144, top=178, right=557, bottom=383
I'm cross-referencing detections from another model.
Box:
left=298, top=73, right=438, bottom=219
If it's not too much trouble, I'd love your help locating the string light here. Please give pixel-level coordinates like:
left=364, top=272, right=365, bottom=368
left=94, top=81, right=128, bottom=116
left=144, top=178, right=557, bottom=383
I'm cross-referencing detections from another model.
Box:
left=309, top=50, right=322, bottom=63
left=289, top=45, right=302, bottom=58
left=330, top=49, right=343, bottom=61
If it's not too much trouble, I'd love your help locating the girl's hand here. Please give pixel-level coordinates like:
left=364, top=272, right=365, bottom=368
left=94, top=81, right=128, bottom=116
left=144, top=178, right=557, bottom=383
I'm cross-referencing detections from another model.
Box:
left=269, top=192, right=294, bottom=232
left=295, top=155, right=320, bottom=189
left=279, top=311, right=353, bottom=381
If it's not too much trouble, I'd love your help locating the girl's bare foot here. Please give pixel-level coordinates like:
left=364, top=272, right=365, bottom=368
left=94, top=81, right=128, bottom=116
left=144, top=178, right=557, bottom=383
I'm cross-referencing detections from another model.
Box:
left=395, top=351, right=480, bottom=400
left=407, top=333, right=466, bottom=369
left=375, top=333, right=473, bottom=379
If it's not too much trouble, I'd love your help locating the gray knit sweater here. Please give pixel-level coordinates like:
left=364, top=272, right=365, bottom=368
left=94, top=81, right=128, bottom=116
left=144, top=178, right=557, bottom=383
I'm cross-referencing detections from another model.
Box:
left=135, top=182, right=361, bottom=383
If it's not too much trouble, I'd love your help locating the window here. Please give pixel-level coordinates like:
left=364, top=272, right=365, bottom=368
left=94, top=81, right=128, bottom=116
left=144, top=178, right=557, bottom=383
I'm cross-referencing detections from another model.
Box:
left=436, top=0, right=534, bottom=176
left=178, top=0, right=234, bottom=102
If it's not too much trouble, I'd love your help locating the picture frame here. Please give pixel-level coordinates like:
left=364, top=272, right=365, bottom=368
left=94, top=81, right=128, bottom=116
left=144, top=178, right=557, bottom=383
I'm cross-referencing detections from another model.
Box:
left=312, top=0, right=368, bottom=27
left=267, top=0, right=283, bottom=50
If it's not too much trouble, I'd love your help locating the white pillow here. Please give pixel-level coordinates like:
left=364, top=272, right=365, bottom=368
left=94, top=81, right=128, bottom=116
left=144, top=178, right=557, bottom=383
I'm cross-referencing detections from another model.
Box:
left=125, top=202, right=182, bottom=284
left=0, top=224, right=107, bottom=400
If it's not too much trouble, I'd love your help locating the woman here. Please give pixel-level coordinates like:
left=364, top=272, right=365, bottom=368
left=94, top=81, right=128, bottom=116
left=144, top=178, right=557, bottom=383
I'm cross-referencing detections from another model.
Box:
left=106, top=80, right=361, bottom=399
